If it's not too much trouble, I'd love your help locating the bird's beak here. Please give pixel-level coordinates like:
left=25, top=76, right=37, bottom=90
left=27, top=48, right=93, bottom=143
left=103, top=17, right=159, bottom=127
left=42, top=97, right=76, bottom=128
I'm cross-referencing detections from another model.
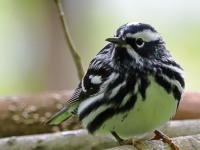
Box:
left=105, top=37, right=126, bottom=45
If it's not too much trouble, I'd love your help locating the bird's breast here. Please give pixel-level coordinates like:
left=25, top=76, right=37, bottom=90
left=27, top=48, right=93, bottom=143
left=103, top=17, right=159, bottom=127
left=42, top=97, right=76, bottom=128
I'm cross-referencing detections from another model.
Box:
left=88, top=76, right=178, bottom=139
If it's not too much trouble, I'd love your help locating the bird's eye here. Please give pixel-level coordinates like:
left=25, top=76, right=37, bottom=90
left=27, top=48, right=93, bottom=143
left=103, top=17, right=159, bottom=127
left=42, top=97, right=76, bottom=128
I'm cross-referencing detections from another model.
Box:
left=135, top=38, right=144, bottom=48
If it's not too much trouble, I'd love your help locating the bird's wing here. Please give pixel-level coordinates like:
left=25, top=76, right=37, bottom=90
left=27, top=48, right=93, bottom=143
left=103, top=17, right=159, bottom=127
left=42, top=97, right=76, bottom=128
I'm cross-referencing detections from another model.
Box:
left=46, top=44, right=115, bottom=125
left=46, top=63, right=114, bottom=125
left=45, top=84, right=82, bottom=125
left=65, top=45, right=115, bottom=108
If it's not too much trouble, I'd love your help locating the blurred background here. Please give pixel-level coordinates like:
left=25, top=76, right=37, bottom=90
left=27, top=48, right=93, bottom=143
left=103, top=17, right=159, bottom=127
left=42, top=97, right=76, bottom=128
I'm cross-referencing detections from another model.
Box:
left=0, top=0, right=199, bottom=96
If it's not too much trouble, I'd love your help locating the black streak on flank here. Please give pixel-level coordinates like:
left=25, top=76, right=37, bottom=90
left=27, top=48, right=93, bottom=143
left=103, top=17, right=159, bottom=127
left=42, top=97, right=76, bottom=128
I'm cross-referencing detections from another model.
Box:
left=173, top=86, right=181, bottom=100
left=87, top=94, right=137, bottom=134
left=154, top=74, right=172, bottom=94
left=173, top=86, right=182, bottom=108
left=78, top=95, right=103, bottom=122
left=121, top=113, right=128, bottom=122
left=79, top=73, right=137, bottom=122
left=108, top=75, right=137, bottom=106
left=78, top=75, right=124, bottom=122
left=154, top=73, right=183, bottom=101
left=139, top=77, right=150, bottom=100
left=158, top=65, right=185, bottom=88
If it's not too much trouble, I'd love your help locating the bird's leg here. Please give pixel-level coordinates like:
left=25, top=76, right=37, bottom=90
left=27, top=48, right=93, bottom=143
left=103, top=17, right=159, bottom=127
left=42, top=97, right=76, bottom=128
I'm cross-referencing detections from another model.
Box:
left=111, top=131, right=143, bottom=150
left=111, top=131, right=126, bottom=145
left=150, top=130, right=179, bottom=150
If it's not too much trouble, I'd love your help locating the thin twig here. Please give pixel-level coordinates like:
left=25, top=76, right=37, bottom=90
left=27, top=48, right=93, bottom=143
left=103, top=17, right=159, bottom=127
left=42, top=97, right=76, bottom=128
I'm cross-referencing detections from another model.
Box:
left=54, top=0, right=85, bottom=80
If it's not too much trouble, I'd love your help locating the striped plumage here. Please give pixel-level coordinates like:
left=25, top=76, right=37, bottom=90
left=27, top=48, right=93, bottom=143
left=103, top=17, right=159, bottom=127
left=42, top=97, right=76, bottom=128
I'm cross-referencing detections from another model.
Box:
left=46, top=22, right=184, bottom=141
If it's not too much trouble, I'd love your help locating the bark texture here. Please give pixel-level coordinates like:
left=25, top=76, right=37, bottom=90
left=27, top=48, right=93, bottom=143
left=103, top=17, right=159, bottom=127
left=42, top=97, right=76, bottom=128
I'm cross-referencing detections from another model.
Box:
left=0, top=91, right=199, bottom=137
left=0, top=91, right=80, bottom=138
left=1, top=119, right=200, bottom=150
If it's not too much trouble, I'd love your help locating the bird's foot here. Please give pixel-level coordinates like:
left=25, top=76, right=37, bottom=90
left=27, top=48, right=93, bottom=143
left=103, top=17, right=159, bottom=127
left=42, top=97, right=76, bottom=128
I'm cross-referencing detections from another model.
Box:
left=118, top=138, right=132, bottom=145
left=150, top=130, right=179, bottom=150
left=111, top=131, right=143, bottom=150
left=119, top=139, right=143, bottom=150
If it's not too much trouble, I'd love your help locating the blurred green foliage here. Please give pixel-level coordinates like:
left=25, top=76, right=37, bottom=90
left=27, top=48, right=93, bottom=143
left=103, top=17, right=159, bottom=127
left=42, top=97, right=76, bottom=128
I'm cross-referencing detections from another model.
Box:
left=0, top=0, right=199, bottom=96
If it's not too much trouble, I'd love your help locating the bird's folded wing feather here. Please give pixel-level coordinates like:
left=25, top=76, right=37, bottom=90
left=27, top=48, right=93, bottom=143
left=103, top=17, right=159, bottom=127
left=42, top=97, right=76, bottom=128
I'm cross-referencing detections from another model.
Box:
left=46, top=60, right=114, bottom=125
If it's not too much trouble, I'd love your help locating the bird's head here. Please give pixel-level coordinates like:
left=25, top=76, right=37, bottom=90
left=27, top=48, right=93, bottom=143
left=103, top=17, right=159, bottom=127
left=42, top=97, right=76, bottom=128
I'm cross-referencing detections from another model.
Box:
left=106, top=22, right=171, bottom=66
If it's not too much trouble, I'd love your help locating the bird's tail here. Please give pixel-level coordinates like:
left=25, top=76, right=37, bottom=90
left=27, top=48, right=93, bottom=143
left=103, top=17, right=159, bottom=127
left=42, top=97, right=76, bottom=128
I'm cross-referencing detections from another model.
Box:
left=45, top=107, right=72, bottom=125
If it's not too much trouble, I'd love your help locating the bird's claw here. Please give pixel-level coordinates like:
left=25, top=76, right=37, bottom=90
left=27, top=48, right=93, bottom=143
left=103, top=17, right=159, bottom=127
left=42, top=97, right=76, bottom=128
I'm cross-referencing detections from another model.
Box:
left=150, top=130, right=180, bottom=150
left=118, top=139, right=143, bottom=150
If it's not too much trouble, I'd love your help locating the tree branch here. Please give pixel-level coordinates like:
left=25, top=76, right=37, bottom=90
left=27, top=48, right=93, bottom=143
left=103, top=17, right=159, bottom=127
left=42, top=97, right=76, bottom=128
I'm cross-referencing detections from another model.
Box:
left=1, top=124, right=200, bottom=150
left=0, top=92, right=199, bottom=138
left=54, top=0, right=85, bottom=80
left=173, top=92, right=200, bottom=120
left=0, top=91, right=80, bottom=138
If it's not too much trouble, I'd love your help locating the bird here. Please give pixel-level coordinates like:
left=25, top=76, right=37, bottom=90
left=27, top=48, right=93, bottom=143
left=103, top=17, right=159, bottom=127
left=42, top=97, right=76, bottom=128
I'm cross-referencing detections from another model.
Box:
left=46, top=22, right=185, bottom=149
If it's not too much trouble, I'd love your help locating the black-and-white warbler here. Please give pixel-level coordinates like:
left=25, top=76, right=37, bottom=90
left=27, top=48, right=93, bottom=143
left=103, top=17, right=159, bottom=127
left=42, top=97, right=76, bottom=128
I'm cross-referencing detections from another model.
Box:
left=46, top=22, right=185, bottom=148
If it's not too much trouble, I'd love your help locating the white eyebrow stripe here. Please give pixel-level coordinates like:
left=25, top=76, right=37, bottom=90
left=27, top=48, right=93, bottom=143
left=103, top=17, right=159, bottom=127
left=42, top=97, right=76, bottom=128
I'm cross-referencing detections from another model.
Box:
left=126, top=22, right=140, bottom=26
left=126, top=29, right=161, bottom=42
